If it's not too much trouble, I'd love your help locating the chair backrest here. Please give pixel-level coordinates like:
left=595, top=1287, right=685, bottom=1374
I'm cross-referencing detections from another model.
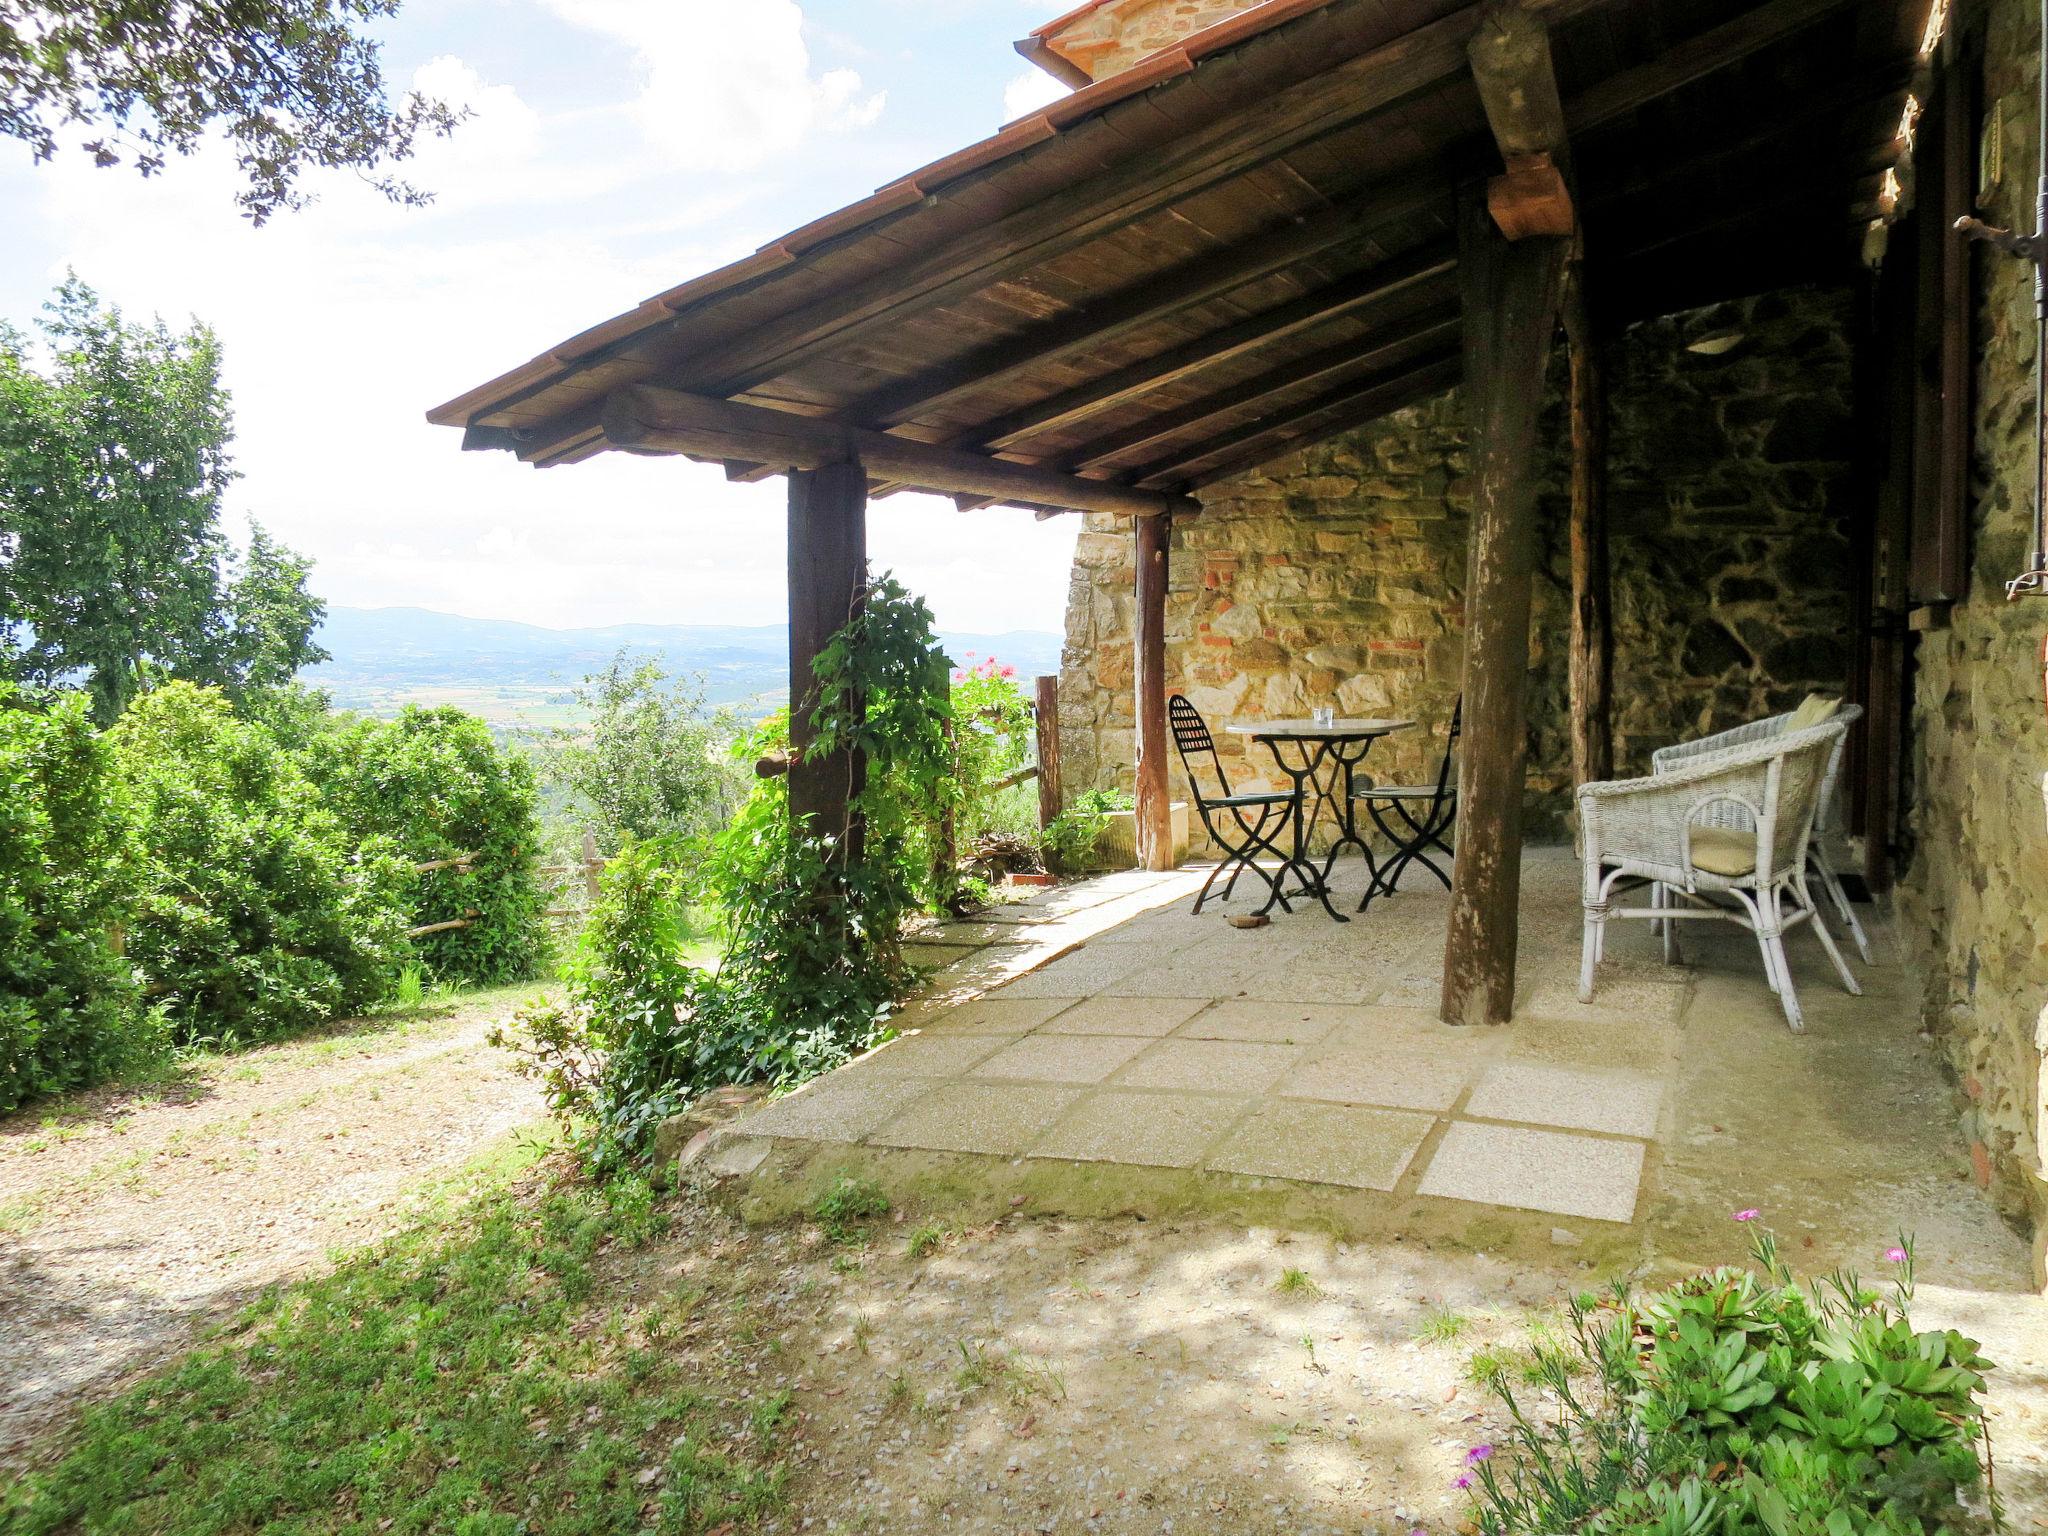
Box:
left=1431, top=695, right=1463, bottom=798
left=1757, top=722, right=1846, bottom=877
left=1168, top=694, right=1233, bottom=803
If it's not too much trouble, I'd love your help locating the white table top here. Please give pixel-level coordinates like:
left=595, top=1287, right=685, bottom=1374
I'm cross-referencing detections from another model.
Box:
left=1224, top=718, right=1415, bottom=739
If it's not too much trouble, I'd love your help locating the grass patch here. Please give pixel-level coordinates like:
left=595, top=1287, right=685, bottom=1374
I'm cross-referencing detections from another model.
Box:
left=2, top=1167, right=791, bottom=1535
left=905, top=1222, right=946, bottom=1259
left=811, top=1174, right=889, bottom=1244
left=1274, top=1266, right=1319, bottom=1296
left=1412, top=1305, right=1470, bottom=1345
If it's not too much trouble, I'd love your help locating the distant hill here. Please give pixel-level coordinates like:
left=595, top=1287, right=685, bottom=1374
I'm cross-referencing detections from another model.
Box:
left=306, top=606, right=1065, bottom=726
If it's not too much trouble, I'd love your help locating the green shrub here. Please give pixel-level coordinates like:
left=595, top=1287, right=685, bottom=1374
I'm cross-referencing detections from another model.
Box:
left=301, top=705, right=549, bottom=986
left=1040, top=787, right=1131, bottom=874
left=109, top=683, right=408, bottom=1047
left=492, top=836, right=706, bottom=1173
left=1465, top=1224, right=1996, bottom=1535
left=0, top=688, right=154, bottom=1110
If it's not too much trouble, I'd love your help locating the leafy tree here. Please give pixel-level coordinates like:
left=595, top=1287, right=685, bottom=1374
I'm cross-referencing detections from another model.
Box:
left=0, top=685, right=154, bottom=1111
left=551, top=651, right=745, bottom=856
left=109, top=682, right=407, bottom=1046
left=0, top=0, right=463, bottom=222
left=302, top=705, right=549, bottom=986
left=0, top=278, right=326, bottom=721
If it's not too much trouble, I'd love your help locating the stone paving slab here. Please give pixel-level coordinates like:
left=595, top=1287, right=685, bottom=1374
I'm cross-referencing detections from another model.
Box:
left=1116, top=1038, right=1305, bottom=1095
left=739, top=1073, right=939, bottom=1144
left=968, top=1032, right=1153, bottom=1085
left=1417, top=1122, right=1647, bottom=1223
left=1284, top=1032, right=1485, bottom=1113
left=1178, top=1000, right=1361, bottom=1045
left=901, top=996, right=1077, bottom=1035
left=1207, top=1100, right=1434, bottom=1190
left=867, top=1081, right=1082, bottom=1155
left=859, top=1032, right=1017, bottom=1076
left=1464, top=1060, right=1664, bottom=1139
left=1524, top=973, right=1691, bottom=1031
left=1030, top=1089, right=1244, bottom=1168
left=1039, top=996, right=1207, bottom=1037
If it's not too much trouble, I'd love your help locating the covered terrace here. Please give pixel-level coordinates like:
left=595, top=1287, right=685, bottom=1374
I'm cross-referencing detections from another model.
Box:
left=430, top=0, right=1953, bottom=1025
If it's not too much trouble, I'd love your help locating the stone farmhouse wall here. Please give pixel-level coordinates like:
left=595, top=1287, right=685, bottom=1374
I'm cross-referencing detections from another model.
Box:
left=1038, top=0, right=1264, bottom=82
left=1056, top=285, right=1859, bottom=846
left=1897, top=0, right=2048, bottom=1254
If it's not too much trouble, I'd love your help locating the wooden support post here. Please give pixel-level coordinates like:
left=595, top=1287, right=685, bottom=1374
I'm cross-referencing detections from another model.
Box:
left=1133, top=513, right=1174, bottom=872
left=1034, top=675, right=1063, bottom=831
left=787, top=459, right=868, bottom=849
left=1440, top=192, right=1566, bottom=1027
left=1561, top=251, right=1612, bottom=788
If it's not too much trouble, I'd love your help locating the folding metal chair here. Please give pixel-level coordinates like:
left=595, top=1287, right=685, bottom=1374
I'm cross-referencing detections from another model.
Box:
left=1168, top=694, right=1301, bottom=916
left=1352, top=696, right=1459, bottom=911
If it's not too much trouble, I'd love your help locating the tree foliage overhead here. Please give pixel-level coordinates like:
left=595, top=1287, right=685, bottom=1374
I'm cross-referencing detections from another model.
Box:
left=0, top=0, right=463, bottom=221
left=0, top=277, right=327, bottom=721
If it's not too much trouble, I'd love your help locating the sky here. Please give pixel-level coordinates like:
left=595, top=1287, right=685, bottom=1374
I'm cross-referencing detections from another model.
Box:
left=0, top=0, right=1083, bottom=636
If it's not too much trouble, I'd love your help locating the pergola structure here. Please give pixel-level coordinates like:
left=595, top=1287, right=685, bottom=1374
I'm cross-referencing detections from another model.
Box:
left=430, top=0, right=1947, bottom=1026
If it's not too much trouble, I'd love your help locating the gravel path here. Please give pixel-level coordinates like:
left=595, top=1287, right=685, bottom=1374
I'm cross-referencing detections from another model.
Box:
left=0, top=989, right=549, bottom=1466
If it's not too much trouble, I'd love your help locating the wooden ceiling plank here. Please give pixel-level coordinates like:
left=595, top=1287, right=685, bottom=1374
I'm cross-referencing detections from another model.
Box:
left=847, top=172, right=1452, bottom=429
left=967, top=241, right=1457, bottom=450
left=1565, top=0, right=1861, bottom=136
left=1134, top=345, right=1462, bottom=487
left=666, top=1, right=1502, bottom=399
left=1064, top=304, right=1461, bottom=471
left=1178, top=354, right=1465, bottom=489
left=601, top=386, right=1196, bottom=519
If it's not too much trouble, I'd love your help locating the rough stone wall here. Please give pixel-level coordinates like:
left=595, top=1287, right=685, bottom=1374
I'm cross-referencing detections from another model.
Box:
left=1896, top=0, right=2048, bottom=1253
left=1040, top=0, right=1262, bottom=82
left=1056, top=287, right=1859, bottom=851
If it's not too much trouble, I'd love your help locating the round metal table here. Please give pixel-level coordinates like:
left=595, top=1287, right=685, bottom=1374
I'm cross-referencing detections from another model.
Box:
left=1225, top=718, right=1414, bottom=922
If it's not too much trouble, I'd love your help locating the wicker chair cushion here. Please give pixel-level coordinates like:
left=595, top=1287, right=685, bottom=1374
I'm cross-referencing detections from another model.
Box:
left=1689, top=827, right=1758, bottom=877
left=1787, top=694, right=1841, bottom=731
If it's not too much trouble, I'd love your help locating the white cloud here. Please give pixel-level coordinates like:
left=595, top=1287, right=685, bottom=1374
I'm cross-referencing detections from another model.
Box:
left=1003, top=66, right=1070, bottom=123
left=542, top=0, right=888, bottom=169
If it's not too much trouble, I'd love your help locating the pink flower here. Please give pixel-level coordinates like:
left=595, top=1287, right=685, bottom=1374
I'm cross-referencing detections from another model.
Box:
left=1453, top=1473, right=1473, bottom=1490
left=1733, top=1209, right=1760, bottom=1222
left=950, top=669, right=966, bottom=683
left=1465, top=1444, right=1493, bottom=1465
left=1000, top=664, right=1017, bottom=678
left=1885, top=1246, right=1909, bottom=1264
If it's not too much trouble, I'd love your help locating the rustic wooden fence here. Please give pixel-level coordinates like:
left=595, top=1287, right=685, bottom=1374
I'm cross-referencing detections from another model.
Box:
left=403, top=833, right=608, bottom=940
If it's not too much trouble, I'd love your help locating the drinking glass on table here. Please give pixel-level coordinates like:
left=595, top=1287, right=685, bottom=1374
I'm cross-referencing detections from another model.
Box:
left=1312, top=705, right=1335, bottom=728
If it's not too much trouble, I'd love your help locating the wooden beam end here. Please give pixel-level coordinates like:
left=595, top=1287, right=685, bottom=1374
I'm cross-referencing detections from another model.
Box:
left=1487, top=154, right=1576, bottom=239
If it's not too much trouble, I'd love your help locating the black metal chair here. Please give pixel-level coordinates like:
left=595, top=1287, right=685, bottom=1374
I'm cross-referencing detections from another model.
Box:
left=1168, top=694, right=1301, bottom=916
left=1352, top=697, right=1460, bottom=911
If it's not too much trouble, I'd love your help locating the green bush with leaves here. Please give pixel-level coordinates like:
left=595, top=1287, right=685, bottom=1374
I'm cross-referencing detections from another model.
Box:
left=301, top=705, right=549, bottom=986
left=948, top=654, right=1037, bottom=844
left=492, top=836, right=704, bottom=1173
left=109, top=683, right=409, bottom=1047
left=1040, top=787, right=1132, bottom=875
left=0, top=688, right=155, bottom=1111
left=1464, top=1222, right=1997, bottom=1536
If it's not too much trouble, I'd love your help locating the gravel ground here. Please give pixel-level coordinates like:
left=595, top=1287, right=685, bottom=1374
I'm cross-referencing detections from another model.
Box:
left=0, top=988, right=549, bottom=1467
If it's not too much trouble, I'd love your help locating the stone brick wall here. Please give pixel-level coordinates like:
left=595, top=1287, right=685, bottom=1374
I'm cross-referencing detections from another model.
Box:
left=1037, top=0, right=1263, bottom=82
left=1896, top=0, right=2048, bottom=1256
left=1056, top=286, right=1859, bottom=849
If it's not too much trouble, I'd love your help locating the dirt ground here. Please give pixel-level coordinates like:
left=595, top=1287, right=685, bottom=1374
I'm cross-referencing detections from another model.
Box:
left=0, top=988, right=549, bottom=1465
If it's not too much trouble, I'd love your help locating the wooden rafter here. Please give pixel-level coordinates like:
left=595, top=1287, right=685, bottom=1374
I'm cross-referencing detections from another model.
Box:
left=843, top=175, right=1453, bottom=429
left=1151, top=350, right=1463, bottom=490
left=1063, top=305, right=1461, bottom=473
left=1470, top=2, right=1573, bottom=239
left=599, top=386, right=1196, bottom=518
left=962, top=245, right=1457, bottom=451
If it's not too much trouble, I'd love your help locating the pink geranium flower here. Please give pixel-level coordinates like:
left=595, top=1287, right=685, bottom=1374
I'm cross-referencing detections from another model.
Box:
left=1733, top=1209, right=1760, bottom=1222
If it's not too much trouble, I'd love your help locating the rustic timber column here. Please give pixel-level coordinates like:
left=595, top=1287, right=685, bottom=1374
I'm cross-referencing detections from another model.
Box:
left=1133, top=512, right=1174, bottom=871
left=1440, top=193, right=1566, bottom=1027
left=1561, top=253, right=1613, bottom=789
left=787, top=459, right=868, bottom=846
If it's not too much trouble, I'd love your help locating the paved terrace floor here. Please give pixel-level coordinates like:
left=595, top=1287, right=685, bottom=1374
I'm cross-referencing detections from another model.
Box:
left=728, top=847, right=2036, bottom=1292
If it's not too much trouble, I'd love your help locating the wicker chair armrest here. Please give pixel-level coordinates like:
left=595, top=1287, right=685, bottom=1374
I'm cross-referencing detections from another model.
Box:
left=1650, top=711, right=1791, bottom=773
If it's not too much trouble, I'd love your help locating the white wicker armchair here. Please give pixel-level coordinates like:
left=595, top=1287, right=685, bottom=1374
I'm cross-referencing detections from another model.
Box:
left=1578, top=720, right=1858, bottom=1032
left=1651, top=702, right=1869, bottom=962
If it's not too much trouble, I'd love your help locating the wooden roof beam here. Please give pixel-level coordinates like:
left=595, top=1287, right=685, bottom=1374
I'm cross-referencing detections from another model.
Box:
left=1469, top=3, right=1573, bottom=240
left=600, top=386, right=1195, bottom=519
left=1133, top=347, right=1462, bottom=489
left=1565, top=0, right=1861, bottom=137
left=1062, top=303, right=1461, bottom=473
left=965, top=243, right=1456, bottom=451
left=846, top=175, right=1453, bottom=429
